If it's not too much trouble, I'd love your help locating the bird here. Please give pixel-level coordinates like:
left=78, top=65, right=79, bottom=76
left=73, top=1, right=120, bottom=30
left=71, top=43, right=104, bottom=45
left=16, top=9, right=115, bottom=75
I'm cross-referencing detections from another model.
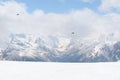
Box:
left=16, top=13, right=20, bottom=15
left=72, top=32, right=74, bottom=34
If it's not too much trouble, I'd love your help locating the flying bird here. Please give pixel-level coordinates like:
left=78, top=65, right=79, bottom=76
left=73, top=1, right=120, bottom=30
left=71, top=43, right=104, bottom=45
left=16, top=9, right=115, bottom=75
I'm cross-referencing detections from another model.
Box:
left=16, top=13, right=20, bottom=15
left=72, top=32, right=74, bottom=34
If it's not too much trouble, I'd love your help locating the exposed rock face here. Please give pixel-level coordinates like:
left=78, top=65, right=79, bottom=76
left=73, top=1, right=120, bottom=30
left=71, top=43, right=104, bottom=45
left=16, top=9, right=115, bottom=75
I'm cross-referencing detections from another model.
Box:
left=0, top=34, right=120, bottom=62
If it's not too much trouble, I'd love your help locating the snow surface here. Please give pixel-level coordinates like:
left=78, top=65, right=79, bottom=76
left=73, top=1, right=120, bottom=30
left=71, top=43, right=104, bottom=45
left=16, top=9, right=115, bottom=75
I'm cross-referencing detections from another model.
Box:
left=0, top=61, right=120, bottom=80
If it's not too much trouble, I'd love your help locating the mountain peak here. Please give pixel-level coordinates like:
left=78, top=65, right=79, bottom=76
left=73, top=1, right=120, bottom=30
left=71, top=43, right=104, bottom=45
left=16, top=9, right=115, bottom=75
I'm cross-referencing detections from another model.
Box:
left=0, top=33, right=120, bottom=62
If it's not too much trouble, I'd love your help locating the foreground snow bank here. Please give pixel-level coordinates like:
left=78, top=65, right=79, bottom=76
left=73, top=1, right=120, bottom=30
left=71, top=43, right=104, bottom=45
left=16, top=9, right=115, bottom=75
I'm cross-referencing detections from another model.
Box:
left=0, top=61, right=120, bottom=80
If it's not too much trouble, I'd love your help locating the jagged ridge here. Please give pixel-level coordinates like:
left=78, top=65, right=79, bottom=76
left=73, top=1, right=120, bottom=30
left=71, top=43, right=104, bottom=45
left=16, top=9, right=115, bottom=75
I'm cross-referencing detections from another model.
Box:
left=0, top=34, right=120, bottom=62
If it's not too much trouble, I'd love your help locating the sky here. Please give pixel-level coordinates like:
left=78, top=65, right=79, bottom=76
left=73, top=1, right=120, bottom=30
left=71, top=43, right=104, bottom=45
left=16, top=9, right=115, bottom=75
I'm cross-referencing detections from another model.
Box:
left=10, top=0, right=101, bottom=13
left=0, top=0, right=101, bottom=13
left=1, top=0, right=120, bottom=47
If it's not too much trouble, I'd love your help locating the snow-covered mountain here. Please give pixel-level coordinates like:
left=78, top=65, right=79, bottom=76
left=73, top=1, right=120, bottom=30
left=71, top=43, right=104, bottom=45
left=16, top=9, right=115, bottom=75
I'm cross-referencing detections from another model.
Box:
left=0, top=33, right=120, bottom=62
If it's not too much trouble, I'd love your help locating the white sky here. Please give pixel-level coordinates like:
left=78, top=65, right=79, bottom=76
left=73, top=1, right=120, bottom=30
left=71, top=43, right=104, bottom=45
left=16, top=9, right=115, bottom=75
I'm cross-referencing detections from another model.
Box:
left=1, top=0, right=120, bottom=47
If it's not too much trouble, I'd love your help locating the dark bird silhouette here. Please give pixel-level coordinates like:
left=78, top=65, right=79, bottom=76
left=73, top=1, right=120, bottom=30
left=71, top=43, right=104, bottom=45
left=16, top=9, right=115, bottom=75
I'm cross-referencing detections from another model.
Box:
left=72, top=32, right=74, bottom=34
left=16, top=13, right=20, bottom=15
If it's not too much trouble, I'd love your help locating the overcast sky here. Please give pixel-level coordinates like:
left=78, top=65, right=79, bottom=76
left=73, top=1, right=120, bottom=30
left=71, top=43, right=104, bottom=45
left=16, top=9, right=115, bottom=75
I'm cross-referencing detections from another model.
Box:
left=0, top=0, right=120, bottom=47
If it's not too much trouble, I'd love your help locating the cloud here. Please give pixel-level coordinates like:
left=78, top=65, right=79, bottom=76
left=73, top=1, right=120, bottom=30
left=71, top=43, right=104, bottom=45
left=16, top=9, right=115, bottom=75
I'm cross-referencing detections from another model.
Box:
left=0, top=1, right=98, bottom=37
left=1, top=0, right=120, bottom=48
left=99, top=0, right=120, bottom=12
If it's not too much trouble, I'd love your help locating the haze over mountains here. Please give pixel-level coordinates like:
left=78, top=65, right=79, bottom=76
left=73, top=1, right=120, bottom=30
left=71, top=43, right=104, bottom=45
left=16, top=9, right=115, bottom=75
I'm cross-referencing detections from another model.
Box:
left=0, top=33, right=120, bottom=62
left=1, top=1, right=120, bottom=62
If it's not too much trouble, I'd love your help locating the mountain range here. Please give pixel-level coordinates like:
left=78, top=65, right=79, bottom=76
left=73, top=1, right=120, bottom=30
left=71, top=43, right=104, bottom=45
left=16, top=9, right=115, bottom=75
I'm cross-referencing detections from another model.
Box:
left=0, top=33, right=120, bottom=62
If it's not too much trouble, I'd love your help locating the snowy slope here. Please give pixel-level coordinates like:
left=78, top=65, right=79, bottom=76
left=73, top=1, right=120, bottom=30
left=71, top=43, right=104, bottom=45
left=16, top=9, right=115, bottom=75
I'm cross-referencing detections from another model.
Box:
left=0, top=33, right=120, bottom=62
left=0, top=61, right=120, bottom=80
